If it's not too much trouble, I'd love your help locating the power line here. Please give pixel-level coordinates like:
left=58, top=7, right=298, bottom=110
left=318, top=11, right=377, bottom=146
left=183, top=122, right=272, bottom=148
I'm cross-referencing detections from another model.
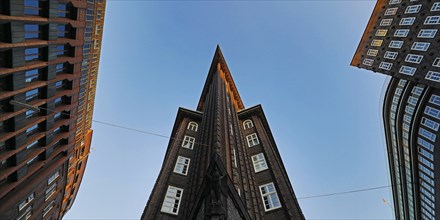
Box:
left=297, top=185, right=391, bottom=200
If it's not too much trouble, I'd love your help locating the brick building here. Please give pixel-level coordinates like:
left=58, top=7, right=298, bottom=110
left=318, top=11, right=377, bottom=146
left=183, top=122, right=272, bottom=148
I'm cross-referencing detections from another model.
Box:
left=141, top=46, right=305, bottom=220
left=352, top=1, right=440, bottom=219
left=0, top=0, right=105, bottom=219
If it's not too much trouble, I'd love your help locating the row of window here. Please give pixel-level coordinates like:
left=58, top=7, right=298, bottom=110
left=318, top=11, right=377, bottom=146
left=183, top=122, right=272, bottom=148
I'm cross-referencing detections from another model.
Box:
left=387, top=2, right=440, bottom=13
left=160, top=182, right=281, bottom=215
left=16, top=170, right=60, bottom=220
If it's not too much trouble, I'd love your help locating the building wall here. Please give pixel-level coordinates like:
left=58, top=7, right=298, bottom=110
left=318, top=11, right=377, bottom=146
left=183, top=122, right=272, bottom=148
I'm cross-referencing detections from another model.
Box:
left=0, top=0, right=105, bottom=219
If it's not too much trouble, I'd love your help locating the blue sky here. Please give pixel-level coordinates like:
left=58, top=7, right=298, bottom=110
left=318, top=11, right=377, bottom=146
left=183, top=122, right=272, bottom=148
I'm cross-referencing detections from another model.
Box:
left=64, top=1, right=394, bottom=219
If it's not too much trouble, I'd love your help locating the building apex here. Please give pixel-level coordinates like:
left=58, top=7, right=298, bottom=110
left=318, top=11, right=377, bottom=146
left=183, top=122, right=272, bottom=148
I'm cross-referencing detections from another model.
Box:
left=197, top=46, right=245, bottom=111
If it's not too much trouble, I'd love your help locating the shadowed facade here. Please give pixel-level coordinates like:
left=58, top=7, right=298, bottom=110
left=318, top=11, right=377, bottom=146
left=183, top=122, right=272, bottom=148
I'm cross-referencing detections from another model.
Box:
left=141, top=46, right=305, bottom=220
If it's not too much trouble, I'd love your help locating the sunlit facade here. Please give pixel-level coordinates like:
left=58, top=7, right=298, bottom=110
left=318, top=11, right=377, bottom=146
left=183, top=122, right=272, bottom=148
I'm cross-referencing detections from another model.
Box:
left=0, top=0, right=105, bottom=219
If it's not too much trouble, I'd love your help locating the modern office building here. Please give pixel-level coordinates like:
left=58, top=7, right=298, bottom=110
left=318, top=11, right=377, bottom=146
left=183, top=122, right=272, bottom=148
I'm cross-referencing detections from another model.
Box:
left=141, top=46, right=305, bottom=220
left=352, top=1, right=440, bottom=219
left=0, top=0, right=105, bottom=219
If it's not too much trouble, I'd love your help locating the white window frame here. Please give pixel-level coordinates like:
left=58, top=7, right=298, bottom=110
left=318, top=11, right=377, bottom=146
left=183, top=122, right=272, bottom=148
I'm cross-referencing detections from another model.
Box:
left=405, top=4, right=422, bottom=13
left=259, top=182, right=282, bottom=212
left=389, top=40, right=404, bottom=48
left=181, top=135, right=195, bottom=150
left=425, top=16, right=440, bottom=25
left=384, top=51, right=398, bottom=60
left=411, top=42, right=430, bottom=51
left=173, top=156, right=190, bottom=175
left=400, top=17, right=415, bottom=25
left=394, top=29, right=410, bottom=37
left=45, top=183, right=57, bottom=201
left=389, top=0, right=401, bottom=4
left=399, top=66, right=417, bottom=76
left=380, top=19, right=393, bottom=26
left=187, top=122, right=198, bottom=132
left=243, top=119, right=254, bottom=129
left=252, top=153, right=269, bottom=173
left=432, top=2, right=440, bottom=11
left=425, top=71, right=440, bottom=82
left=371, top=39, right=383, bottom=46
left=161, top=186, right=183, bottom=215
left=17, top=206, right=32, bottom=220
left=363, top=58, right=374, bottom=66
left=385, top=7, right=398, bottom=15
left=375, top=29, right=388, bottom=36
left=47, top=171, right=59, bottom=185
left=405, top=54, right=423, bottom=64
left=433, top=58, right=440, bottom=67
left=246, top=133, right=260, bottom=147
left=379, top=62, right=393, bottom=70
left=18, top=193, right=34, bottom=211
left=367, top=49, right=378, bottom=57
left=418, top=29, right=437, bottom=38
left=43, top=200, right=55, bottom=217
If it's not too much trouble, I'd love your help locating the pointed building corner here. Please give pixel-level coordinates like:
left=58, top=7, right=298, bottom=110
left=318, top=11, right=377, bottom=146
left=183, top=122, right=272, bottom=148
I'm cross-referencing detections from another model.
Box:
left=142, top=47, right=305, bottom=220
left=197, top=46, right=245, bottom=111
left=189, top=153, right=252, bottom=220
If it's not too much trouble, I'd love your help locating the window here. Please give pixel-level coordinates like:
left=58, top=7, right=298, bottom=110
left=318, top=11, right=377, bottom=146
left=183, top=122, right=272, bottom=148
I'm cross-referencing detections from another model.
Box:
left=419, top=128, right=437, bottom=142
left=405, top=54, right=423, bottom=64
left=26, top=140, right=38, bottom=150
left=246, top=133, right=260, bottom=147
left=43, top=200, right=55, bottom=217
left=161, top=186, right=183, bottom=215
left=24, top=0, right=40, bottom=15
left=259, top=183, right=281, bottom=211
left=17, top=206, right=32, bottom=220
left=421, top=117, right=439, bottom=131
left=252, top=153, right=269, bottom=173
left=25, top=48, right=39, bottom=62
left=18, top=193, right=34, bottom=211
left=389, top=40, right=404, bottom=48
left=174, top=156, right=190, bottom=175
left=400, top=17, right=415, bottom=25
left=380, top=19, right=393, bottom=26
left=25, top=69, right=39, bottom=83
left=367, top=49, right=378, bottom=57
left=45, top=183, right=57, bottom=201
left=56, top=45, right=66, bottom=56
left=433, top=58, right=440, bottom=67
left=47, top=171, right=59, bottom=185
left=411, top=42, right=430, bottom=51
left=429, top=95, right=440, bottom=106
left=394, top=29, right=409, bottom=37
left=418, top=29, right=437, bottom=38
left=187, top=122, right=198, bottom=132
left=25, top=88, right=39, bottom=102
left=55, top=80, right=63, bottom=91
left=425, top=106, right=440, bottom=119
left=181, top=136, right=195, bottom=149
left=419, top=137, right=434, bottom=152
left=432, top=2, right=440, bottom=11
left=86, top=9, right=94, bottom=21
left=243, top=119, right=254, bottom=129
left=26, top=124, right=38, bottom=136
left=57, top=3, right=70, bottom=18
left=389, top=0, right=401, bottom=4
left=371, top=39, right=383, bottom=46
left=379, top=62, right=393, bottom=70
left=363, top=58, right=374, bottom=66
left=385, top=7, right=398, bottom=15
left=24, top=24, right=39, bottom=39
left=426, top=71, right=440, bottom=82
left=425, top=16, right=440, bottom=25
left=56, top=63, right=65, bottom=73
left=384, top=51, right=398, bottom=60
left=405, top=4, right=422, bottom=13
left=57, top=25, right=67, bottom=38
left=375, top=29, right=388, bottom=36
